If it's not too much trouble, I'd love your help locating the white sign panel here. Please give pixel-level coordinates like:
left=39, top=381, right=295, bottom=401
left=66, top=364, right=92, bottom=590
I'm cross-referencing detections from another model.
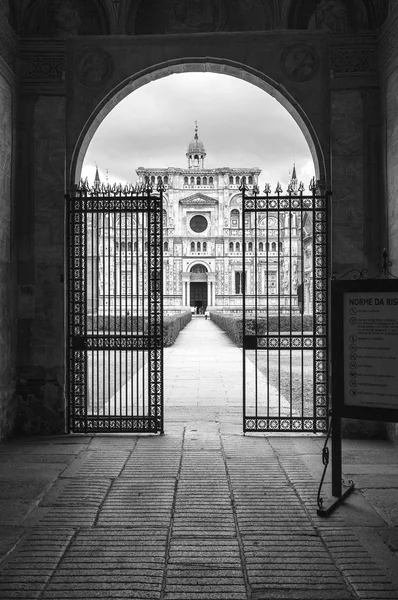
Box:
left=344, top=292, right=398, bottom=409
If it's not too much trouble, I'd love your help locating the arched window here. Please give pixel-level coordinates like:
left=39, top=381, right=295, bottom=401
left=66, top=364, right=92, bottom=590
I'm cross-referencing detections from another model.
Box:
left=151, top=175, right=155, bottom=184
left=229, top=242, right=234, bottom=252
left=229, top=176, right=234, bottom=184
left=203, top=177, right=207, bottom=185
left=279, top=242, right=283, bottom=252
left=197, top=177, right=201, bottom=185
left=242, top=176, right=246, bottom=184
left=144, top=176, right=149, bottom=184
left=115, top=242, right=119, bottom=251
left=134, top=241, right=138, bottom=251
left=231, top=209, right=239, bottom=228
left=248, top=175, right=253, bottom=184
left=163, top=210, right=167, bottom=227
left=259, top=242, right=263, bottom=252
left=121, top=242, right=125, bottom=252
left=235, top=176, right=240, bottom=184
left=248, top=242, right=253, bottom=251
left=209, top=176, right=213, bottom=184
left=164, top=241, right=168, bottom=252
left=157, top=176, right=162, bottom=183
left=190, top=177, right=195, bottom=185
left=203, top=242, right=207, bottom=252
left=190, top=264, right=208, bottom=273
left=191, top=242, right=195, bottom=251
left=197, top=242, right=201, bottom=251
left=236, top=242, right=240, bottom=251
left=127, top=242, right=132, bottom=252
left=266, top=242, right=270, bottom=252
left=272, top=242, right=276, bottom=251
left=164, top=176, right=168, bottom=184
left=184, top=176, right=188, bottom=185
left=194, top=154, right=199, bottom=166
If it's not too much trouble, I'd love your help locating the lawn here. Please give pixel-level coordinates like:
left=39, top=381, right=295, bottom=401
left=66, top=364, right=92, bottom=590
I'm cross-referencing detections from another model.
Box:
left=246, top=349, right=315, bottom=417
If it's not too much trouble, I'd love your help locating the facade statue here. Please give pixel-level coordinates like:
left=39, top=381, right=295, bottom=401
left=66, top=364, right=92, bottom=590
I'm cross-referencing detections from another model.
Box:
left=166, top=0, right=227, bottom=33
left=53, top=0, right=81, bottom=38
left=308, top=0, right=349, bottom=33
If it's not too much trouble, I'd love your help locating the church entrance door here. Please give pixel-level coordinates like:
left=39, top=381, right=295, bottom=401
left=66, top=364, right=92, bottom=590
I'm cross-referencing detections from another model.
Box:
left=190, top=282, right=207, bottom=313
left=242, top=183, right=330, bottom=433
left=66, top=183, right=164, bottom=434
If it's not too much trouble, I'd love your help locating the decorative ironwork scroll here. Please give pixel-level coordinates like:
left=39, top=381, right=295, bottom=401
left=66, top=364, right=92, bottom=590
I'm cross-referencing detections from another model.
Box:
left=66, top=181, right=164, bottom=433
left=242, top=179, right=330, bottom=433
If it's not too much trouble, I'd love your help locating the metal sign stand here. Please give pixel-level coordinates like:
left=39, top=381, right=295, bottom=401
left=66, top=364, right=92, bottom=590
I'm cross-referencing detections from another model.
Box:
left=317, top=250, right=398, bottom=517
left=317, top=410, right=355, bottom=517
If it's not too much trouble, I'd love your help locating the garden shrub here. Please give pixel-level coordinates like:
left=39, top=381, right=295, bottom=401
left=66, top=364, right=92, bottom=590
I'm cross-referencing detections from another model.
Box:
left=87, top=311, right=192, bottom=347
left=210, top=312, right=313, bottom=347
left=163, top=311, right=192, bottom=347
left=87, top=315, right=147, bottom=332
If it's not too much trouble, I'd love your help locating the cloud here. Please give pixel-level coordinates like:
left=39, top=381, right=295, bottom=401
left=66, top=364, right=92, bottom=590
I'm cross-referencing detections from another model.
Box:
left=82, top=72, right=315, bottom=188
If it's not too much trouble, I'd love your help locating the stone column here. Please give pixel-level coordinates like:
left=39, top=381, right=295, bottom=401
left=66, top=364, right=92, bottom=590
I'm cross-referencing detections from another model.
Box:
left=208, top=274, right=216, bottom=307
left=0, top=13, right=17, bottom=439
left=182, top=273, right=190, bottom=308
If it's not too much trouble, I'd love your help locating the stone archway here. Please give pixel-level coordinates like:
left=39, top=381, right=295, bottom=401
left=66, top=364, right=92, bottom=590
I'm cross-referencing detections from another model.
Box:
left=66, top=33, right=331, bottom=188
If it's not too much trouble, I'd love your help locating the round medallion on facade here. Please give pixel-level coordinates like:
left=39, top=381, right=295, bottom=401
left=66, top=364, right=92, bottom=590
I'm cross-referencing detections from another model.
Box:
left=75, top=47, right=114, bottom=87
left=281, top=43, right=320, bottom=82
left=190, top=215, right=208, bottom=233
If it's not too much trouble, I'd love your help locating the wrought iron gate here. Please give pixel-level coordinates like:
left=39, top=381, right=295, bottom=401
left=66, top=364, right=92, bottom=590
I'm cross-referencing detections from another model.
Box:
left=242, top=181, right=330, bottom=432
left=67, top=182, right=163, bottom=433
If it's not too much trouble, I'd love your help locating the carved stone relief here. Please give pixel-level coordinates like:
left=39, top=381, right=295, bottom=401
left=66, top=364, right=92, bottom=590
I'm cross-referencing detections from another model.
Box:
left=308, top=0, right=349, bottom=32
left=22, top=0, right=107, bottom=38
left=281, top=43, right=320, bottom=82
left=53, top=0, right=81, bottom=37
left=330, top=48, right=376, bottom=74
left=132, top=0, right=267, bottom=35
left=75, top=47, right=114, bottom=87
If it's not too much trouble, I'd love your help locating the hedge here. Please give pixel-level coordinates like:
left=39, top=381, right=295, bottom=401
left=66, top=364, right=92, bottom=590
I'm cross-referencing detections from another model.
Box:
left=87, top=315, right=147, bottom=333
left=86, top=311, right=192, bottom=347
left=209, top=312, right=313, bottom=347
left=163, top=311, right=192, bottom=347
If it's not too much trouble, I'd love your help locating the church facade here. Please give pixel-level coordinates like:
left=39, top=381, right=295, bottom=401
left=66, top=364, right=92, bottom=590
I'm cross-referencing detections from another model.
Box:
left=94, top=127, right=305, bottom=315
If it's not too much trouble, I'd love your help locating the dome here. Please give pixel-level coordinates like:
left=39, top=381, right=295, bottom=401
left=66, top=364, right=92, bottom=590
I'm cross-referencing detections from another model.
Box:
left=187, top=136, right=205, bottom=154
left=187, top=123, right=206, bottom=155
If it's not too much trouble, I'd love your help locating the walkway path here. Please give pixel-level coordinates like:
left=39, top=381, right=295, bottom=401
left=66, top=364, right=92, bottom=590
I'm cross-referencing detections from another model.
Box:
left=1, top=317, right=398, bottom=599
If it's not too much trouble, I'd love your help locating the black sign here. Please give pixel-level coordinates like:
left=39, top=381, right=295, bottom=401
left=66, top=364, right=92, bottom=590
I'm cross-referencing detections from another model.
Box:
left=332, top=279, right=398, bottom=423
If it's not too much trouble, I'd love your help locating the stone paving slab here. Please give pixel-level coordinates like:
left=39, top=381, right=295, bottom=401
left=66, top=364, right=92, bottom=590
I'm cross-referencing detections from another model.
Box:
left=1, top=318, right=398, bottom=599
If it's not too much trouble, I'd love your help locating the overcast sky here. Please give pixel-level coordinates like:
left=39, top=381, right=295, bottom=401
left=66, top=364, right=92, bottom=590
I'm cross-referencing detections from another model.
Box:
left=82, top=72, right=315, bottom=190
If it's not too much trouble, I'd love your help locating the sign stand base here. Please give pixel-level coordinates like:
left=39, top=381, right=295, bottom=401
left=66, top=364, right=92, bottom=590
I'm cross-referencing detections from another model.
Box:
left=317, top=410, right=355, bottom=517
left=317, top=480, right=355, bottom=517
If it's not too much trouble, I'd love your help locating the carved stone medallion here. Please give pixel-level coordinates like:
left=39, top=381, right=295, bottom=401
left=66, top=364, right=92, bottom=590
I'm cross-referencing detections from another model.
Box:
left=281, top=43, right=320, bottom=82
left=75, top=47, right=114, bottom=87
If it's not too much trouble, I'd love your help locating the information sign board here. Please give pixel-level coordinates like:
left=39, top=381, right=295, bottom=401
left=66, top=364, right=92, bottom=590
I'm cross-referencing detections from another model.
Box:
left=332, top=279, right=398, bottom=422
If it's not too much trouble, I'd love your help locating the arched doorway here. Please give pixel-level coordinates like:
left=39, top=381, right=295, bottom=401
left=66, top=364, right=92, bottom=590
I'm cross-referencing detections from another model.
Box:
left=66, top=41, right=330, bottom=434
left=190, top=264, right=208, bottom=314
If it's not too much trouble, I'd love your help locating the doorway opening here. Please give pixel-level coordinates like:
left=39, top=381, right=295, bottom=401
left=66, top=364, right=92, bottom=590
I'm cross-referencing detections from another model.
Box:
left=69, top=65, right=328, bottom=434
left=190, top=283, right=207, bottom=313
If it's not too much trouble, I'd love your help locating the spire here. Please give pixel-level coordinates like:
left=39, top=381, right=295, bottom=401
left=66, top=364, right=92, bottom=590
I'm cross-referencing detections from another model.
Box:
left=94, top=164, right=101, bottom=189
left=289, top=162, right=298, bottom=194
left=194, top=120, right=198, bottom=139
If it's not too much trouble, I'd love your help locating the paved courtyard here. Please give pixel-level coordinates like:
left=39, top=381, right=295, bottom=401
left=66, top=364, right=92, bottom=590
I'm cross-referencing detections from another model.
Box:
left=1, top=317, right=398, bottom=599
